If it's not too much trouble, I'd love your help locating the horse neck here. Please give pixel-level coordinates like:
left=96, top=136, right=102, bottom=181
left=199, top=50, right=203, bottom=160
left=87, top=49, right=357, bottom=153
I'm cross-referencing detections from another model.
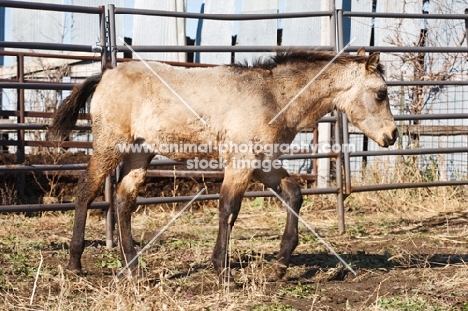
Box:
left=270, top=62, right=352, bottom=132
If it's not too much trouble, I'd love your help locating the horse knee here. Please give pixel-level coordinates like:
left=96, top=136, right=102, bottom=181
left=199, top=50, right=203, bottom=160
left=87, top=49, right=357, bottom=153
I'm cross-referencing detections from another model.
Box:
left=279, top=177, right=303, bottom=208
left=116, top=167, right=146, bottom=201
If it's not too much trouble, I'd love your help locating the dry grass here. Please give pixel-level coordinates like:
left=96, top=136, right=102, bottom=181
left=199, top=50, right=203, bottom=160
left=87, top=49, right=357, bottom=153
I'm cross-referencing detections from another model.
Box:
left=1, top=160, right=468, bottom=310
left=348, top=156, right=468, bottom=215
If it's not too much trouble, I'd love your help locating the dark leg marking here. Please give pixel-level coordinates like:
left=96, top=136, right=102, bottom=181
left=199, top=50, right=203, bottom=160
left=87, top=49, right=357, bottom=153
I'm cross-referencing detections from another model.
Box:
left=253, top=167, right=303, bottom=278
left=212, top=167, right=252, bottom=284
left=67, top=149, right=122, bottom=272
left=114, top=152, right=153, bottom=276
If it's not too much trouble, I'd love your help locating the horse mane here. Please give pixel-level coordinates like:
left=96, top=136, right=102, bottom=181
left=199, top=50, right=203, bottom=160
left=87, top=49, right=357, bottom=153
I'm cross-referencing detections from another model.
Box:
left=232, top=50, right=385, bottom=74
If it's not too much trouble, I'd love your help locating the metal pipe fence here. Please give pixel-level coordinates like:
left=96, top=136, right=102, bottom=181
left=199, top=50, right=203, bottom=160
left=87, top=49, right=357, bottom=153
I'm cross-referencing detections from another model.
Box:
left=0, top=1, right=467, bottom=238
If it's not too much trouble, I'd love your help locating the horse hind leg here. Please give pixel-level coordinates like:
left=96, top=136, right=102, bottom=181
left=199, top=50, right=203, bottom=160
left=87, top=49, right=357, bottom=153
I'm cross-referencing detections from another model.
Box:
left=67, top=150, right=123, bottom=272
left=114, top=152, right=153, bottom=277
left=253, top=167, right=303, bottom=279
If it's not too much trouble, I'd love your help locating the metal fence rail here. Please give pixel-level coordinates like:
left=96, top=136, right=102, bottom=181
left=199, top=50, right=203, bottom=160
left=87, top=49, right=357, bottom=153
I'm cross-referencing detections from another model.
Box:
left=0, top=1, right=467, bottom=240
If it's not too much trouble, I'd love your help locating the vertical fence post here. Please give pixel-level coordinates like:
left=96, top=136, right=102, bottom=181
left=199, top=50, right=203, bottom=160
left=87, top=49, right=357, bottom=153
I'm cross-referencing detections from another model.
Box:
left=102, top=6, right=114, bottom=249
left=317, top=0, right=334, bottom=189
left=16, top=53, right=25, bottom=198
left=465, top=9, right=468, bottom=181
left=104, top=175, right=113, bottom=249
left=336, top=9, right=352, bottom=196
left=100, top=6, right=108, bottom=72
left=465, top=9, right=468, bottom=48
left=329, top=0, right=336, bottom=47
left=105, top=4, right=119, bottom=249
left=334, top=111, right=345, bottom=234
left=341, top=117, right=352, bottom=196
left=108, top=4, right=117, bottom=67
left=335, top=8, right=347, bottom=234
left=312, top=129, right=319, bottom=185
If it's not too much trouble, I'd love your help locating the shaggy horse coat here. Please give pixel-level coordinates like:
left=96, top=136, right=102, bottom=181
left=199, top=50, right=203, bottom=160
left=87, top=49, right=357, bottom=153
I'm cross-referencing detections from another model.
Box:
left=50, top=48, right=397, bottom=283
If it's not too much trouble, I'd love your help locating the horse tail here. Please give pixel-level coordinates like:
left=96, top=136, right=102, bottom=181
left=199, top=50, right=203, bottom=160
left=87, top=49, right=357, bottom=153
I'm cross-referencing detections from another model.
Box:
left=49, top=73, right=103, bottom=140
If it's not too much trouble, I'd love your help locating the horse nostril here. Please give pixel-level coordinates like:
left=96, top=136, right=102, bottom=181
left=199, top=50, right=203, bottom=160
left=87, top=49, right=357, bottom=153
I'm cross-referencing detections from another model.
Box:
left=391, top=128, right=399, bottom=141
left=383, top=128, right=399, bottom=147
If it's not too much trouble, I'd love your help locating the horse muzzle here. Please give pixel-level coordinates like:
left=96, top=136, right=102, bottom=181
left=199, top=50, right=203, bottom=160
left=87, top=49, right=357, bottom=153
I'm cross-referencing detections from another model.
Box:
left=381, top=127, right=398, bottom=147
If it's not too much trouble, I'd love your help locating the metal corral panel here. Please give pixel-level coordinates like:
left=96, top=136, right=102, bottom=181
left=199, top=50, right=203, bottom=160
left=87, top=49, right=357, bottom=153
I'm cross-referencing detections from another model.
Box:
left=288, top=131, right=315, bottom=174
left=71, top=0, right=124, bottom=46
left=348, top=0, right=373, bottom=47
left=428, top=0, right=467, bottom=47
left=426, top=1, right=467, bottom=73
left=374, top=0, right=421, bottom=48
left=349, top=84, right=468, bottom=181
left=0, top=7, right=4, bottom=65
left=281, top=0, right=334, bottom=180
left=374, top=0, right=421, bottom=82
left=10, top=0, right=64, bottom=51
left=132, top=0, right=186, bottom=62
left=236, top=0, right=278, bottom=65
left=350, top=0, right=468, bottom=181
left=4, top=0, right=64, bottom=132
left=424, top=0, right=468, bottom=124
left=427, top=0, right=455, bottom=46
left=282, top=1, right=321, bottom=46
left=198, top=0, right=236, bottom=65
left=281, top=0, right=321, bottom=174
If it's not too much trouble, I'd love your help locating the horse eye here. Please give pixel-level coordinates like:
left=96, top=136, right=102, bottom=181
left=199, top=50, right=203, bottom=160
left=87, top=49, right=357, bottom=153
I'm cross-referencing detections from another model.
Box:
left=377, top=90, right=387, bottom=100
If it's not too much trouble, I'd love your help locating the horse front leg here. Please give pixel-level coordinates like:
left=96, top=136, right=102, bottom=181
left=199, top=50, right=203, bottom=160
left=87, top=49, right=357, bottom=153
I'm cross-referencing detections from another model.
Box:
left=253, top=167, right=303, bottom=279
left=212, top=167, right=252, bottom=285
left=276, top=175, right=303, bottom=278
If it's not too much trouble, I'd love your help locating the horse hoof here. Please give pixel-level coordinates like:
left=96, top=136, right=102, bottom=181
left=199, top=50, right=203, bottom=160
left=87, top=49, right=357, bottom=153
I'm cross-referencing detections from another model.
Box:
left=275, top=263, right=288, bottom=280
left=118, top=267, right=145, bottom=281
left=219, top=277, right=239, bottom=290
left=65, top=263, right=83, bottom=274
left=217, top=271, right=239, bottom=289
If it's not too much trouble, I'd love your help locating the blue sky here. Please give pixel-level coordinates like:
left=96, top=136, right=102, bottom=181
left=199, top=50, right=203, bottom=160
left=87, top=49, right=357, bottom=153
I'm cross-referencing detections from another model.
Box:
left=185, top=0, right=204, bottom=38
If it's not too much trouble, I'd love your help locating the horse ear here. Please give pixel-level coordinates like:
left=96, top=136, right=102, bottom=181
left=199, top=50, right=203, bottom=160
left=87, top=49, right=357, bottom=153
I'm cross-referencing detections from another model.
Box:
left=366, top=52, right=380, bottom=73
left=357, top=47, right=366, bottom=56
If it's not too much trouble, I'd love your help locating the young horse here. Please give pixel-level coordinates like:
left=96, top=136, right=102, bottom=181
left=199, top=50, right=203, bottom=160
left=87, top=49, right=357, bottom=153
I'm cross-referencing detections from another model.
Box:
left=50, top=48, right=397, bottom=283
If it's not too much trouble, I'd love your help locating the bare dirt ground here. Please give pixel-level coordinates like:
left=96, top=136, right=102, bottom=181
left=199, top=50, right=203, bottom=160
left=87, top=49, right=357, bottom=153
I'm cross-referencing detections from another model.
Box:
left=1, top=188, right=468, bottom=310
